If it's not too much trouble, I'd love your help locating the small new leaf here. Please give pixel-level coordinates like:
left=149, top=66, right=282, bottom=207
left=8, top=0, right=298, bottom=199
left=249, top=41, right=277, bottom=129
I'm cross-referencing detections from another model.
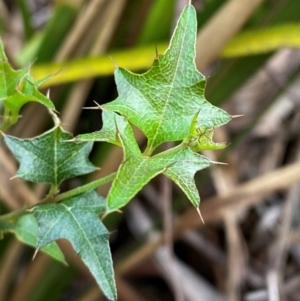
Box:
left=184, top=111, right=227, bottom=151
left=32, top=191, right=117, bottom=301
left=4, top=112, right=96, bottom=188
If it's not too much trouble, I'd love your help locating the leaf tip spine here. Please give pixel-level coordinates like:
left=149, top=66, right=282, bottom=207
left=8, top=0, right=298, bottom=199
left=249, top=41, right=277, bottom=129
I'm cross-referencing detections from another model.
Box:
left=82, top=101, right=104, bottom=111
left=32, top=248, right=40, bottom=261
left=108, top=229, right=118, bottom=236
left=196, top=207, right=205, bottom=224
left=211, top=160, right=228, bottom=165
left=93, top=100, right=105, bottom=110
left=81, top=106, right=98, bottom=110
left=9, top=175, right=18, bottom=181
left=48, top=109, right=61, bottom=127
left=231, top=114, right=244, bottom=119
left=109, top=56, right=118, bottom=69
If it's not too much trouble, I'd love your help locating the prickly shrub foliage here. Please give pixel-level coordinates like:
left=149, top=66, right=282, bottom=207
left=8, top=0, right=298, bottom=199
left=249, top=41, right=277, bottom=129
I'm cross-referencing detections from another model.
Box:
left=0, top=5, right=230, bottom=300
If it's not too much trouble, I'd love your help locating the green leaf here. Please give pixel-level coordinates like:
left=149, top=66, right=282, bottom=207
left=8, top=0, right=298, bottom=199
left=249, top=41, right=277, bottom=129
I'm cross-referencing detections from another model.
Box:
left=75, top=110, right=170, bottom=211
left=103, top=5, right=231, bottom=152
left=15, top=214, right=66, bottom=263
left=32, top=190, right=117, bottom=301
left=106, top=115, right=169, bottom=211
left=160, top=146, right=211, bottom=207
left=0, top=38, right=55, bottom=131
left=108, top=144, right=212, bottom=211
left=103, top=112, right=213, bottom=211
left=4, top=112, right=96, bottom=188
left=0, top=40, right=27, bottom=98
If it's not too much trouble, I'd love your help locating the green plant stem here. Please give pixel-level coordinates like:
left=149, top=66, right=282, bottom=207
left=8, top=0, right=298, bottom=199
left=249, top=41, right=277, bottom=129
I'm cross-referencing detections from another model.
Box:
left=0, top=206, right=28, bottom=223
left=0, top=172, right=116, bottom=222
left=143, top=145, right=154, bottom=157
left=55, top=172, right=116, bottom=202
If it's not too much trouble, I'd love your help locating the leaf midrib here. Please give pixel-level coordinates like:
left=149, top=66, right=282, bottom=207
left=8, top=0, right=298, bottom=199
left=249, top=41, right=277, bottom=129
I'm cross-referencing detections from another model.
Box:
left=38, top=205, right=114, bottom=298
left=62, top=205, right=114, bottom=297
left=149, top=10, right=190, bottom=150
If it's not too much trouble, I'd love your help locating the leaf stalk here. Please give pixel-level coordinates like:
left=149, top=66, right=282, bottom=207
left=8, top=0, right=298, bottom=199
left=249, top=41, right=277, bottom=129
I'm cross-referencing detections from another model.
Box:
left=0, top=172, right=116, bottom=222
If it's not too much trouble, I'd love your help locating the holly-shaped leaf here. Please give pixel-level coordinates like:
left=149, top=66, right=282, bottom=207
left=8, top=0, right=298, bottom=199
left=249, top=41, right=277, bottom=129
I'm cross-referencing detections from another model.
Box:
left=99, top=111, right=212, bottom=211
left=108, top=144, right=213, bottom=212
left=105, top=111, right=169, bottom=211
left=75, top=110, right=178, bottom=211
left=155, top=145, right=211, bottom=208
left=74, top=109, right=214, bottom=211
left=32, top=190, right=117, bottom=301
left=0, top=38, right=55, bottom=131
left=74, top=110, right=173, bottom=211
left=3, top=111, right=96, bottom=189
left=103, top=5, right=231, bottom=153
